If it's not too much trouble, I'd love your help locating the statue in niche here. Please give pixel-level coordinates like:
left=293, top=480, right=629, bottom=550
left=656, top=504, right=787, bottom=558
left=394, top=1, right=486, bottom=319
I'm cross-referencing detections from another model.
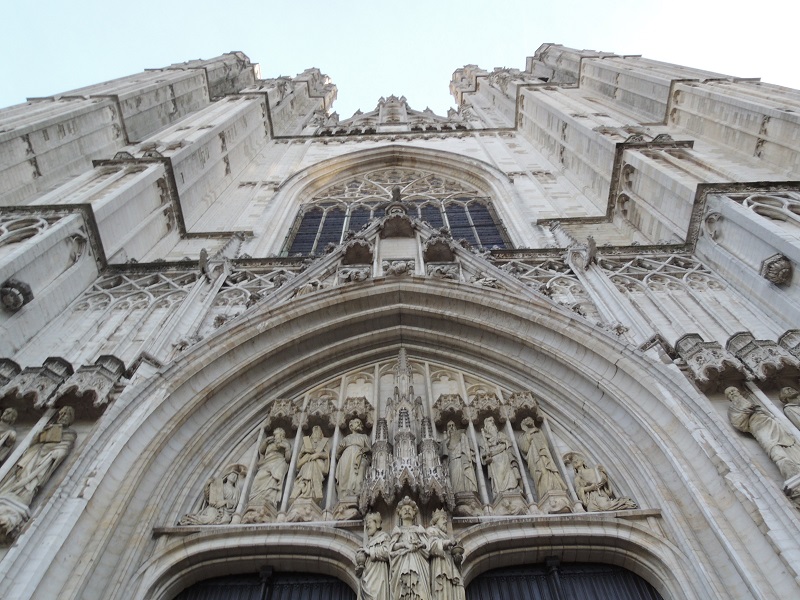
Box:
left=563, top=452, right=637, bottom=512
left=442, top=421, right=478, bottom=495
left=518, top=417, right=567, bottom=498
left=0, top=408, right=18, bottom=465
left=727, top=386, right=800, bottom=480
left=389, top=497, right=430, bottom=600
left=427, top=509, right=465, bottom=600
left=0, top=406, right=76, bottom=539
left=478, top=417, right=521, bottom=495
left=356, top=512, right=390, bottom=600
left=780, top=387, right=800, bottom=431
left=179, top=464, right=247, bottom=526
left=336, top=418, right=372, bottom=498
left=290, top=425, right=330, bottom=502
left=242, top=426, right=292, bottom=522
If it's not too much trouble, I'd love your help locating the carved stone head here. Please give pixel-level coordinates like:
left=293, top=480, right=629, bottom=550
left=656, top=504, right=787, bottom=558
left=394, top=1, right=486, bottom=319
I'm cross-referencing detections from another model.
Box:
left=780, top=387, right=799, bottom=405
left=0, top=408, right=17, bottom=425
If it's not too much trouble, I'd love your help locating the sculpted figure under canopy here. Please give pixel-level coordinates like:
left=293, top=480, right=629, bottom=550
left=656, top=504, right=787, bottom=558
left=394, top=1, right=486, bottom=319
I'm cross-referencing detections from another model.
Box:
left=0, top=406, right=77, bottom=538
left=390, top=497, right=431, bottom=600
left=0, top=408, right=18, bottom=465
left=443, top=421, right=477, bottom=494
left=728, top=386, right=800, bottom=480
left=179, top=464, right=246, bottom=526
left=427, top=509, right=465, bottom=600
left=246, top=426, right=292, bottom=512
left=563, top=452, right=636, bottom=512
left=478, top=417, right=521, bottom=495
left=356, top=512, right=390, bottom=600
left=336, top=418, right=372, bottom=498
left=291, top=425, right=331, bottom=502
left=518, top=416, right=567, bottom=499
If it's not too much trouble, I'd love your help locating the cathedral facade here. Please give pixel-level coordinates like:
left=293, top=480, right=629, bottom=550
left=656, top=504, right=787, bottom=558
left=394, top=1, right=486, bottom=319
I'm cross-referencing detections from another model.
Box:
left=0, top=43, right=799, bottom=599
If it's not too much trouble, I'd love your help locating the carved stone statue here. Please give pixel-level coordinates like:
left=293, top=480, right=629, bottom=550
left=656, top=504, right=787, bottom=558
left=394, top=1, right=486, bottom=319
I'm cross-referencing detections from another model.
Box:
left=336, top=418, right=372, bottom=498
left=243, top=426, right=292, bottom=522
left=290, top=425, right=330, bottom=502
left=442, top=421, right=478, bottom=495
left=389, top=497, right=430, bottom=600
left=356, top=512, right=390, bottom=600
left=727, top=386, right=800, bottom=480
left=427, top=509, right=465, bottom=600
left=0, top=408, right=18, bottom=465
left=0, top=407, right=76, bottom=539
left=518, top=417, right=567, bottom=498
left=563, top=452, right=637, bottom=512
left=179, top=464, right=247, bottom=526
left=478, top=417, right=521, bottom=495
left=780, top=387, right=800, bottom=431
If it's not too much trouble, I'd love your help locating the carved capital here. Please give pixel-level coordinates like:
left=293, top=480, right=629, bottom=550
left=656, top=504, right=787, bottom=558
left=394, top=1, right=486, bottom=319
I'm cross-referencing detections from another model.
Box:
left=342, top=238, right=373, bottom=265
left=379, top=213, right=415, bottom=238
left=675, top=334, right=749, bottom=391
left=338, top=396, right=374, bottom=429
left=423, top=235, right=457, bottom=262
left=265, top=398, right=304, bottom=432
left=779, top=330, right=800, bottom=360
left=432, top=393, right=468, bottom=428
left=56, top=355, right=125, bottom=415
left=0, top=357, right=73, bottom=408
left=504, top=391, right=542, bottom=426
left=466, top=391, right=503, bottom=424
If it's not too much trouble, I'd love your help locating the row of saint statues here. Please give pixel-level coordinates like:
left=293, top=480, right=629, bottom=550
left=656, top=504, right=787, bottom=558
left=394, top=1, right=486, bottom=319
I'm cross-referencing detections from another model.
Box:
left=357, top=500, right=465, bottom=600
left=179, top=412, right=638, bottom=525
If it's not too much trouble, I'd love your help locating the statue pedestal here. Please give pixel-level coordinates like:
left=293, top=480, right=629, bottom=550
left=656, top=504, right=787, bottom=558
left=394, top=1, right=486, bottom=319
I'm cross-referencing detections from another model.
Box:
left=538, top=490, right=572, bottom=514
left=287, top=498, right=324, bottom=522
left=241, top=503, right=278, bottom=524
left=491, top=490, right=528, bottom=515
left=453, top=491, right=483, bottom=517
left=332, top=495, right=361, bottom=520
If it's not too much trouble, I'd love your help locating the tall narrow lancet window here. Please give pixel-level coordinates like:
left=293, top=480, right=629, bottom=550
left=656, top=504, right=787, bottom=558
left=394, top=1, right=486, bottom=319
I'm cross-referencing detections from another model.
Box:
left=284, top=168, right=510, bottom=255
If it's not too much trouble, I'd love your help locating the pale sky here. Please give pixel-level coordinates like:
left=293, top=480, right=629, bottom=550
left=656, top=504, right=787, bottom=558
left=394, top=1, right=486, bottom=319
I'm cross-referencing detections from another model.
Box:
left=2, top=0, right=799, bottom=119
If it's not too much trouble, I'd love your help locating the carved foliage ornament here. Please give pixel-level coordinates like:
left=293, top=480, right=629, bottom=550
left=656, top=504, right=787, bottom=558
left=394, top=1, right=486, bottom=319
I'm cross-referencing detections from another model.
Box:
left=760, top=253, right=792, bottom=285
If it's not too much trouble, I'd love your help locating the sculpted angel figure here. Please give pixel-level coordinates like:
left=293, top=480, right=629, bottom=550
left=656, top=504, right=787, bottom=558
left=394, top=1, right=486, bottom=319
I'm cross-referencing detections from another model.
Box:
left=518, top=416, right=567, bottom=499
left=290, top=425, right=330, bottom=502
left=442, top=421, right=478, bottom=494
left=389, top=497, right=431, bottom=600
left=427, top=509, right=465, bottom=600
left=336, top=418, right=372, bottom=498
left=0, top=408, right=18, bottom=465
left=179, top=464, right=247, bottom=525
left=563, top=452, right=636, bottom=512
left=728, top=386, right=800, bottom=480
left=244, top=426, right=292, bottom=519
left=478, top=417, right=521, bottom=495
left=356, top=512, right=390, bottom=600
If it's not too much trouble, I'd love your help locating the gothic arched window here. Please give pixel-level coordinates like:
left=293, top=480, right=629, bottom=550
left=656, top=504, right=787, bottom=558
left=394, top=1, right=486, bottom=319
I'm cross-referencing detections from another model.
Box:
left=284, top=168, right=510, bottom=255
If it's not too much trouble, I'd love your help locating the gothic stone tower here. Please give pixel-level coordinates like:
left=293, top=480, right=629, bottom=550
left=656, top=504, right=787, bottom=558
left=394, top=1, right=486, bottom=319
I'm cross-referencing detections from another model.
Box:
left=0, top=44, right=799, bottom=599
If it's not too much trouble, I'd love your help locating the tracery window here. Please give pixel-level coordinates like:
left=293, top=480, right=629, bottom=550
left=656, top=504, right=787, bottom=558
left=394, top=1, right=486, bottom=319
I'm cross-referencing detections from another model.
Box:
left=283, top=168, right=510, bottom=255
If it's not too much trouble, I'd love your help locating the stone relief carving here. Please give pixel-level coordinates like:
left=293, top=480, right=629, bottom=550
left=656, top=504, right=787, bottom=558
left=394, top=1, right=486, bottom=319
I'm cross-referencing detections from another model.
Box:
left=426, top=263, right=459, bottom=281
left=427, top=509, right=466, bottom=600
left=178, top=464, right=247, bottom=526
left=519, top=417, right=570, bottom=514
left=339, top=266, right=372, bottom=284
left=727, top=387, right=800, bottom=487
left=382, top=260, right=415, bottom=277
left=242, top=426, right=292, bottom=523
left=0, top=408, right=18, bottom=465
left=759, top=253, right=792, bottom=285
left=563, top=452, right=637, bottom=512
left=780, top=387, right=800, bottom=431
left=356, top=512, right=391, bottom=600
left=287, top=425, right=330, bottom=522
left=0, top=407, right=76, bottom=540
